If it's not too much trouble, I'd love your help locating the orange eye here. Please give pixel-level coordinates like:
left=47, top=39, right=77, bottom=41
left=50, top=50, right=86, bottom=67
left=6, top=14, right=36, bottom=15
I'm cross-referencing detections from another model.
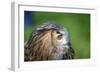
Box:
left=57, top=34, right=63, bottom=40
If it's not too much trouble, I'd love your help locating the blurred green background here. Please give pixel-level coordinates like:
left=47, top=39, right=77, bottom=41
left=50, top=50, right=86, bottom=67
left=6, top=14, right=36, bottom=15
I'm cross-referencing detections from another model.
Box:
left=24, top=11, right=90, bottom=59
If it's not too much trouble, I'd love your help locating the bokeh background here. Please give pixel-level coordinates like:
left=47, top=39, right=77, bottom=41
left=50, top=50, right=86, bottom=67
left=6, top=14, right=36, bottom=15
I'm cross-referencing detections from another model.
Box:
left=24, top=11, right=90, bottom=59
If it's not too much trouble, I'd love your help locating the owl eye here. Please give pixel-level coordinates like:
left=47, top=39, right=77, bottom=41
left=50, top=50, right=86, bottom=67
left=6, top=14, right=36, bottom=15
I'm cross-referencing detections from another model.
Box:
left=57, top=34, right=63, bottom=40
left=56, top=31, right=60, bottom=34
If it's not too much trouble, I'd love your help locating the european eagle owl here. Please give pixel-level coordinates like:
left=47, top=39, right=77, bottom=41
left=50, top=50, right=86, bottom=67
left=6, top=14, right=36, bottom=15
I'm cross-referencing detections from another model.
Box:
left=24, top=22, right=75, bottom=61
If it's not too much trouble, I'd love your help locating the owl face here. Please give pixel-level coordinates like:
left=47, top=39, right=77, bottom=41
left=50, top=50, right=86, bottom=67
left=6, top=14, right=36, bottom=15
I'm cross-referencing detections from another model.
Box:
left=36, top=22, right=70, bottom=49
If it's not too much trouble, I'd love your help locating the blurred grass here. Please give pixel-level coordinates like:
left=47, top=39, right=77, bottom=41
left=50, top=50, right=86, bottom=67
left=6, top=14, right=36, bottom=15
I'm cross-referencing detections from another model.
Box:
left=24, top=11, right=90, bottom=59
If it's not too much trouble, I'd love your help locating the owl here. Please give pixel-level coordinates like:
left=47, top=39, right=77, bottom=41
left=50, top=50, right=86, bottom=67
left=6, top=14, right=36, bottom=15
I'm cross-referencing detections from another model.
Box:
left=24, top=22, right=75, bottom=61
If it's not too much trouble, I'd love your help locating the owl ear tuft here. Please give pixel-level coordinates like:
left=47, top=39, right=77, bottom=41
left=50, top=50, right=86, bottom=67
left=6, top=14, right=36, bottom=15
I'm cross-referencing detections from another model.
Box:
left=36, top=27, right=43, bottom=31
left=36, top=27, right=47, bottom=33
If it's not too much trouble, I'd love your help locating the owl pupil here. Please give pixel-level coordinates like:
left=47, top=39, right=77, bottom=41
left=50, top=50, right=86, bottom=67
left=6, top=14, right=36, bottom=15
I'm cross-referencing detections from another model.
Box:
left=56, top=31, right=60, bottom=34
